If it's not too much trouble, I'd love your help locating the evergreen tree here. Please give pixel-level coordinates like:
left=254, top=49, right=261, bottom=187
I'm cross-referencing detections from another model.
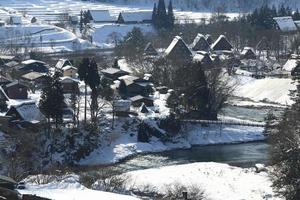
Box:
left=293, top=9, right=300, bottom=20
left=78, top=57, right=90, bottom=124
left=39, top=72, right=64, bottom=129
left=167, top=0, right=175, bottom=28
left=112, top=57, right=119, bottom=69
left=79, top=10, right=84, bottom=33
left=152, top=3, right=158, bottom=26
left=118, top=80, right=127, bottom=99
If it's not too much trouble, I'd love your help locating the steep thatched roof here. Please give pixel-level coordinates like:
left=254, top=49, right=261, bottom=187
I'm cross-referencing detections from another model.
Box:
left=191, top=33, right=210, bottom=51
left=144, top=42, right=158, bottom=56
left=211, top=35, right=233, bottom=51
left=165, top=36, right=192, bottom=62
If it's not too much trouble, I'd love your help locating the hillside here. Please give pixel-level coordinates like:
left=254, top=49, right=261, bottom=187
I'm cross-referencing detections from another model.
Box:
left=96, top=0, right=300, bottom=12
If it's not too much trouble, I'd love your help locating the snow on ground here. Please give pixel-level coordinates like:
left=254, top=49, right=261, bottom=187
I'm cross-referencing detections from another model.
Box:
left=79, top=121, right=265, bottom=165
left=122, top=162, right=279, bottom=200
left=233, top=75, right=296, bottom=105
left=91, top=24, right=154, bottom=48
left=19, top=174, right=139, bottom=200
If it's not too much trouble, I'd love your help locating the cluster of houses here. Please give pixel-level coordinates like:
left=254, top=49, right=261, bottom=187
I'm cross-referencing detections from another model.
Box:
left=0, top=56, right=80, bottom=131
left=142, top=33, right=300, bottom=78
left=86, top=9, right=153, bottom=25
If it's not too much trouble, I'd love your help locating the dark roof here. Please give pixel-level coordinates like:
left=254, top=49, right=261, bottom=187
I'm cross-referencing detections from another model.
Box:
left=144, top=42, right=158, bottom=56
left=5, top=81, right=27, bottom=89
left=211, top=35, right=233, bottom=51
left=165, top=36, right=192, bottom=61
left=191, top=34, right=210, bottom=51
left=4, top=61, right=18, bottom=68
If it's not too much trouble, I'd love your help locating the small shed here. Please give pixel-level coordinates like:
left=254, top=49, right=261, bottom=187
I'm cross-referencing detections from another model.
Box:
left=130, top=95, right=154, bottom=107
left=211, top=35, right=233, bottom=51
left=3, top=82, right=28, bottom=99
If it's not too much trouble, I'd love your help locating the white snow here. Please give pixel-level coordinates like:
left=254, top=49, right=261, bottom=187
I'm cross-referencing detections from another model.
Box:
left=19, top=175, right=138, bottom=200
left=283, top=57, right=299, bottom=72
left=234, top=75, right=296, bottom=105
left=122, top=162, right=279, bottom=200
left=274, top=16, right=298, bottom=32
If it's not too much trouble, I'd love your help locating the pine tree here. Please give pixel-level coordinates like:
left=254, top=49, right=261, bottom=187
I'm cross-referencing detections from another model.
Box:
left=78, top=57, right=90, bottom=124
left=152, top=3, right=158, bottom=26
left=39, top=72, right=64, bottom=129
left=79, top=10, right=84, bottom=33
left=155, top=0, right=168, bottom=29
left=293, top=9, right=300, bottom=20
left=167, top=0, right=175, bottom=28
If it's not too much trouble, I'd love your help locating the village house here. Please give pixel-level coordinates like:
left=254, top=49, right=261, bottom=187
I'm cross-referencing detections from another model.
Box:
left=60, top=77, right=79, bottom=94
left=193, top=51, right=213, bottom=66
left=20, top=72, right=49, bottom=89
left=62, top=65, right=78, bottom=78
left=87, top=10, right=115, bottom=23
left=130, top=95, right=154, bottom=107
left=55, top=58, right=73, bottom=70
left=273, top=16, right=298, bottom=32
left=116, top=11, right=152, bottom=24
left=16, top=59, right=49, bottom=74
left=206, top=34, right=213, bottom=45
left=241, top=47, right=257, bottom=60
left=191, top=33, right=210, bottom=52
left=6, top=102, right=45, bottom=125
left=118, top=75, right=153, bottom=98
left=292, top=63, right=300, bottom=76
left=0, top=74, right=11, bottom=86
left=101, top=67, right=129, bottom=81
left=113, top=99, right=131, bottom=117
left=211, top=35, right=233, bottom=52
left=0, top=55, right=16, bottom=66
left=144, top=42, right=158, bottom=56
left=165, top=36, right=193, bottom=63
left=2, top=81, right=28, bottom=99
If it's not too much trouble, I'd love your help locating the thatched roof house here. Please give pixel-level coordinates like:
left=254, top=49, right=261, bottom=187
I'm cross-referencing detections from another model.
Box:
left=211, top=35, right=233, bottom=51
left=165, top=36, right=192, bottom=62
left=191, top=33, right=210, bottom=51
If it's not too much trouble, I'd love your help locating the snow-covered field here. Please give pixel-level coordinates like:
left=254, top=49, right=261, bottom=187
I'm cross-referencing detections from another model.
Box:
left=122, top=162, right=279, bottom=200
left=19, top=174, right=138, bottom=200
left=233, top=75, right=296, bottom=105
left=91, top=24, right=154, bottom=48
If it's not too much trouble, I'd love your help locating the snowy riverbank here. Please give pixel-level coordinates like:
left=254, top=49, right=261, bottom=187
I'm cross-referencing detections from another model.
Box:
left=79, top=123, right=265, bottom=166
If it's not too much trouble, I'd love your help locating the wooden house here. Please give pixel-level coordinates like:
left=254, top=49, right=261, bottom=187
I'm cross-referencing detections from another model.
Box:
left=118, top=75, right=153, bottom=97
left=130, top=95, right=154, bottom=107
left=165, top=36, right=192, bottom=63
left=6, top=102, right=45, bottom=124
left=62, top=65, right=78, bottom=78
left=211, top=35, right=233, bottom=52
left=101, top=68, right=129, bottom=81
left=20, top=72, right=49, bottom=88
left=116, top=11, right=152, bottom=24
left=144, top=42, right=158, bottom=56
left=193, top=51, right=213, bottom=66
left=87, top=10, right=115, bottom=23
left=3, top=82, right=28, bottom=99
left=241, top=47, right=256, bottom=59
left=191, top=33, right=210, bottom=52
left=60, top=77, right=79, bottom=94
left=17, top=59, right=49, bottom=74
left=206, top=34, right=213, bottom=45
left=55, top=59, right=72, bottom=70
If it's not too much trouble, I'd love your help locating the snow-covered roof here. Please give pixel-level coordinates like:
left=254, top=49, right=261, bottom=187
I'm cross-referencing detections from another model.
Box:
left=10, top=102, right=45, bottom=123
left=60, top=76, right=80, bottom=83
left=88, top=10, right=115, bottom=22
left=191, top=33, right=210, bottom=51
left=101, top=68, right=128, bottom=75
left=62, top=65, right=77, bottom=71
left=114, top=100, right=131, bottom=112
left=119, top=11, right=152, bottom=22
left=193, top=51, right=212, bottom=63
left=274, top=16, right=298, bottom=32
left=283, top=58, right=299, bottom=71
left=21, top=72, right=45, bottom=81
left=55, top=59, right=72, bottom=69
left=22, top=59, right=45, bottom=65
left=165, top=36, right=192, bottom=56
left=211, top=35, right=233, bottom=51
